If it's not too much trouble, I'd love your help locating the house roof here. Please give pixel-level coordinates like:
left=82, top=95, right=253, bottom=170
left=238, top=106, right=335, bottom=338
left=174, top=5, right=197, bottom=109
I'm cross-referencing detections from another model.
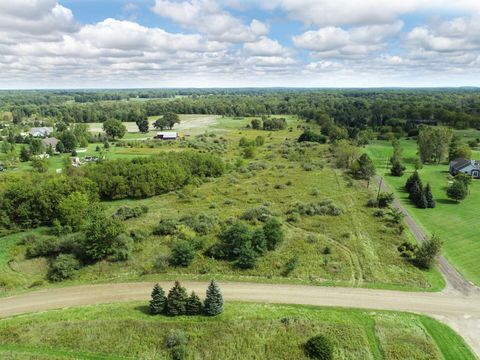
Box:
left=450, top=158, right=480, bottom=170
left=42, top=137, right=59, bottom=147
left=29, top=127, right=53, bottom=136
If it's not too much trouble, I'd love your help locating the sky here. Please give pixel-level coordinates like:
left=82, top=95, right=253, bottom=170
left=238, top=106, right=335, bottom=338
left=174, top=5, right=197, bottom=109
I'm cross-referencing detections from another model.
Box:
left=1, top=0, right=480, bottom=88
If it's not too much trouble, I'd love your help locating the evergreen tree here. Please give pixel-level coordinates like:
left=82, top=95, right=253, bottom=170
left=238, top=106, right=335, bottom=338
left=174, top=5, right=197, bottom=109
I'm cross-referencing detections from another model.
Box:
left=166, top=281, right=188, bottom=316
left=424, top=184, right=435, bottom=208
left=447, top=180, right=468, bottom=202
left=405, top=171, right=422, bottom=194
left=236, top=242, right=258, bottom=269
left=409, top=181, right=422, bottom=205
left=149, top=283, right=166, bottom=315
left=417, top=191, right=428, bottom=209
left=186, top=291, right=202, bottom=315
left=204, top=280, right=224, bottom=316
left=390, top=159, right=405, bottom=177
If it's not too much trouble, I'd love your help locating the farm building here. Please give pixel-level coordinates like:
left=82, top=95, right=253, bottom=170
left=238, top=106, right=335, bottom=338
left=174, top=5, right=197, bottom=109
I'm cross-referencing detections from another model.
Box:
left=449, top=158, right=480, bottom=178
left=154, top=132, right=178, bottom=140
left=29, top=127, right=53, bottom=137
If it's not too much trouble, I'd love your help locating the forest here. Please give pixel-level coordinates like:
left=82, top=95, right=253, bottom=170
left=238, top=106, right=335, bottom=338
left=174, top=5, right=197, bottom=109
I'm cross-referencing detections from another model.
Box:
left=1, top=88, right=480, bottom=129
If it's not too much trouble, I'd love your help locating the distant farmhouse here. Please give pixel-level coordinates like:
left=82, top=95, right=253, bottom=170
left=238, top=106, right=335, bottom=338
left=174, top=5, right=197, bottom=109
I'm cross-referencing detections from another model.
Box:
left=154, top=132, right=178, bottom=140
left=41, top=137, right=59, bottom=150
left=29, top=127, right=53, bottom=138
left=449, top=158, right=480, bottom=178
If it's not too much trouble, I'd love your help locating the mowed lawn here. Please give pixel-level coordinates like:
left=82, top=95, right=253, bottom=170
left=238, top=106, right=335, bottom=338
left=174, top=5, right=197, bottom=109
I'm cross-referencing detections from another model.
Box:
left=366, top=136, right=480, bottom=285
left=0, top=302, right=474, bottom=360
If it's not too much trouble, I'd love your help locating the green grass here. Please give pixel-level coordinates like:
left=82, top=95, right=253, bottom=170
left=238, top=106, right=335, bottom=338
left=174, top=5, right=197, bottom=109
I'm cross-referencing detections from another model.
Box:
left=366, top=133, right=480, bottom=285
left=0, top=116, right=444, bottom=295
left=0, top=302, right=474, bottom=360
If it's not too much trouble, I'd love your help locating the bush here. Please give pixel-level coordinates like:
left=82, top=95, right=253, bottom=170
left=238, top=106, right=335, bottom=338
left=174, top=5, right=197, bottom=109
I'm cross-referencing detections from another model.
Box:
left=413, top=235, right=442, bottom=269
left=165, top=330, right=188, bottom=348
left=26, top=236, right=60, bottom=258
left=48, top=254, right=80, bottom=282
left=291, top=200, right=343, bottom=216
left=112, top=205, right=148, bottom=220
left=171, top=346, right=188, bottom=360
left=282, top=255, right=299, bottom=276
left=298, top=130, right=327, bottom=143
left=154, top=219, right=179, bottom=236
left=377, top=193, right=394, bottom=208
left=240, top=206, right=272, bottom=222
left=111, top=234, right=133, bottom=261
left=236, top=243, right=258, bottom=269
left=170, top=240, right=196, bottom=267
left=179, top=213, right=219, bottom=235
left=304, top=335, right=334, bottom=360
left=263, top=217, right=284, bottom=251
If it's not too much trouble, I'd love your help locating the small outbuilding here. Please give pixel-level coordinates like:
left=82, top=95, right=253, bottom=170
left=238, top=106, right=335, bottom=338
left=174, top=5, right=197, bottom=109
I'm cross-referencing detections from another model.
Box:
left=449, top=158, right=480, bottom=178
left=154, top=132, right=178, bottom=140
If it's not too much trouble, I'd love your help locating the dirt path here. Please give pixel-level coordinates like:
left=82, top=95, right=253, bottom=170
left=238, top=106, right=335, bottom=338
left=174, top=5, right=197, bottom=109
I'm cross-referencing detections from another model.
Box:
left=0, top=281, right=479, bottom=357
left=373, top=175, right=480, bottom=296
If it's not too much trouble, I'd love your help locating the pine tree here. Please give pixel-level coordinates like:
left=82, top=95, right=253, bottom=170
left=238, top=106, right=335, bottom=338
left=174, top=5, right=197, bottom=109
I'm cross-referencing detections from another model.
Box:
left=417, top=191, right=428, bottom=209
left=424, top=184, right=435, bottom=208
left=390, top=160, right=406, bottom=177
left=149, top=283, right=166, bottom=315
left=204, top=280, right=224, bottom=316
left=409, top=181, right=422, bottom=205
left=186, top=291, right=202, bottom=315
left=166, top=281, right=188, bottom=316
left=405, top=171, right=422, bottom=194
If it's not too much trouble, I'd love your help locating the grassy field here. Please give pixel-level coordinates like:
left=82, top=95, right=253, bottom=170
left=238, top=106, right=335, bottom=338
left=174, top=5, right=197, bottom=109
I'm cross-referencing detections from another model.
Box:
left=366, top=132, right=480, bottom=285
left=0, top=115, right=444, bottom=295
left=0, top=302, right=474, bottom=360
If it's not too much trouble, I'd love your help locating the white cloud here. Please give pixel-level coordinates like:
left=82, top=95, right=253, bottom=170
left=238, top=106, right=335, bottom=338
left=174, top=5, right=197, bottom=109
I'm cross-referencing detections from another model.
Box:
left=293, top=21, right=403, bottom=56
left=243, top=36, right=290, bottom=56
left=151, top=0, right=268, bottom=42
left=263, top=0, right=480, bottom=27
left=406, top=17, right=480, bottom=52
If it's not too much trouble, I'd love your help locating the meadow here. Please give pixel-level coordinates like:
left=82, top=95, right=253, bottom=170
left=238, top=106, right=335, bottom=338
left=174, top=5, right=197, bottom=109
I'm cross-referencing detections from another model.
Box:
left=0, top=115, right=443, bottom=295
left=0, top=302, right=474, bottom=360
left=366, top=131, right=480, bottom=285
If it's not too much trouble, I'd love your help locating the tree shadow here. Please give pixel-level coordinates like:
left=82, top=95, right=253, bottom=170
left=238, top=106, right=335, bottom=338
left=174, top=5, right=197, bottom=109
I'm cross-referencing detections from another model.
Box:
left=435, top=199, right=459, bottom=205
left=134, top=305, right=151, bottom=315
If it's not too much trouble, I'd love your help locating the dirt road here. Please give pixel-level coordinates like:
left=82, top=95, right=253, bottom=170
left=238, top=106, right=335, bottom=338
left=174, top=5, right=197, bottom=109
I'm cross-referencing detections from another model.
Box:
left=0, top=281, right=479, bottom=357
left=373, top=175, right=480, bottom=296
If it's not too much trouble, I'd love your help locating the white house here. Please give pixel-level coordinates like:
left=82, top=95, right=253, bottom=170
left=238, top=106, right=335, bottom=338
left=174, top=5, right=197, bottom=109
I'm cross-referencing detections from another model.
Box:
left=29, top=127, right=53, bottom=137
left=449, top=158, right=480, bottom=178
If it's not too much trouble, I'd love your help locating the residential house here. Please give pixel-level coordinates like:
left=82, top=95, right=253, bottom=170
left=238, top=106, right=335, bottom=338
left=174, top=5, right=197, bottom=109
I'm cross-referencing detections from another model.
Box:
left=41, top=137, right=59, bottom=152
left=29, top=127, right=53, bottom=138
left=449, top=158, right=480, bottom=178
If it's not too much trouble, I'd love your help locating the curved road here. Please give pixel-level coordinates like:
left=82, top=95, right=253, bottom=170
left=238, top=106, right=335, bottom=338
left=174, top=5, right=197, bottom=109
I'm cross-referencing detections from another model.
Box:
left=0, top=176, right=479, bottom=357
left=0, top=281, right=479, bottom=357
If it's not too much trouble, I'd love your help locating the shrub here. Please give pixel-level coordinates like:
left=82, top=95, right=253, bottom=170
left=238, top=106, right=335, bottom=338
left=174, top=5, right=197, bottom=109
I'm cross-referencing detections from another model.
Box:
left=282, top=255, right=299, bottom=276
left=298, top=130, right=327, bottom=143
left=179, top=213, right=219, bottom=235
left=26, top=236, right=60, bottom=258
left=291, top=200, right=343, bottom=216
left=263, top=217, right=284, bottom=251
left=170, top=240, right=196, bottom=267
left=304, top=335, right=334, bottom=360
left=377, top=193, right=394, bottom=208
left=171, top=346, right=188, bottom=360
left=111, top=234, right=133, bottom=261
left=48, top=254, right=80, bottom=282
left=413, top=235, right=442, bottom=269
left=240, top=206, right=272, bottom=222
left=112, top=205, right=148, bottom=221
left=236, top=243, right=258, bottom=269
left=165, top=329, right=188, bottom=348
left=154, top=219, right=179, bottom=236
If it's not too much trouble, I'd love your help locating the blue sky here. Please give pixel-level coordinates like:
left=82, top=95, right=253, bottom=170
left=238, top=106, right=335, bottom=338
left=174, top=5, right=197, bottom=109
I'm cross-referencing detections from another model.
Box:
left=0, top=0, right=479, bottom=88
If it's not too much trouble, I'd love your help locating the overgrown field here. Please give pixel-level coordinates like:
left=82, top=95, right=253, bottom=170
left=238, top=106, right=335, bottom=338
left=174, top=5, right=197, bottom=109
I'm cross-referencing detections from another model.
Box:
left=0, top=116, right=443, bottom=294
left=366, top=133, right=480, bottom=285
left=0, top=302, right=474, bottom=360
